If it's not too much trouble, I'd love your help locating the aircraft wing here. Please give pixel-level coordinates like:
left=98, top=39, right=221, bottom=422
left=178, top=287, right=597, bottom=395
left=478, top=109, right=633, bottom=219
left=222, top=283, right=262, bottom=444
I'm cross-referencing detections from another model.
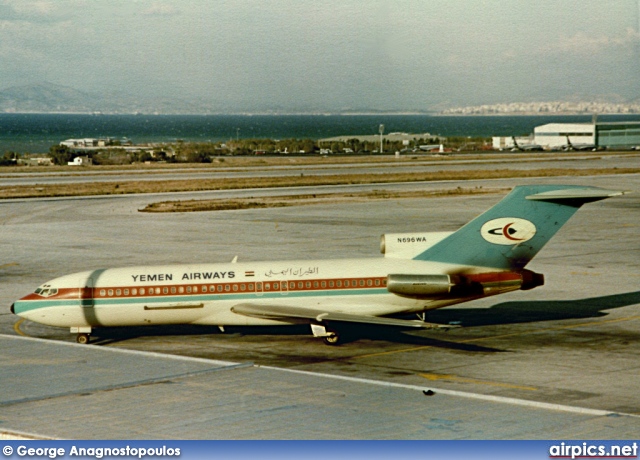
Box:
left=230, top=303, right=451, bottom=329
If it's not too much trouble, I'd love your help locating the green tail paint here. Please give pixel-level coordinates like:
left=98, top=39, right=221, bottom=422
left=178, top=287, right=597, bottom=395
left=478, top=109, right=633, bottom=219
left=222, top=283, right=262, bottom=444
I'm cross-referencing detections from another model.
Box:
left=414, top=185, right=624, bottom=270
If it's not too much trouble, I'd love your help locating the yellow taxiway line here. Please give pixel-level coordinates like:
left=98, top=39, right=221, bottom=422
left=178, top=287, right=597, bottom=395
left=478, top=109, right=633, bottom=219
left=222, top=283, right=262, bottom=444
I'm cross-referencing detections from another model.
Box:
left=13, top=318, right=28, bottom=337
left=419, top=372, right=538, bottom=391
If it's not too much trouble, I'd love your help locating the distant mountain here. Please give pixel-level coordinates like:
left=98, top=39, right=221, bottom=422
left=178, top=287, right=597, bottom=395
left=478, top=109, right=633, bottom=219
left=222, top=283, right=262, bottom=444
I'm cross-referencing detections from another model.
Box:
left=0, top=83, right=107, bottom=113
left=0, top=82, right=217, bottom=114
left=0, top=82, right=433, bottom=115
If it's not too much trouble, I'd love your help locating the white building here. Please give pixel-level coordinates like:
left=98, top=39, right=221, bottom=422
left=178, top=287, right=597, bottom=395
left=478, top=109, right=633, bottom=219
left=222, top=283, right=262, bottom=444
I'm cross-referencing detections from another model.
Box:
left=492, top=136, right=536, bottom=150
left=68, top=156, right=93, bottom=166
left=533, top=123, right=595, bottom=149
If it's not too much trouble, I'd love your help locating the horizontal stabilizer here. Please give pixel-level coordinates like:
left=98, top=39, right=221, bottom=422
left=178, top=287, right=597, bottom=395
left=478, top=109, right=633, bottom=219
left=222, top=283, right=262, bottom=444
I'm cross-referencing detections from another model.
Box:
left=231, top=303, right=451, bottom=329
left=526, top=188, right=626, bottom=204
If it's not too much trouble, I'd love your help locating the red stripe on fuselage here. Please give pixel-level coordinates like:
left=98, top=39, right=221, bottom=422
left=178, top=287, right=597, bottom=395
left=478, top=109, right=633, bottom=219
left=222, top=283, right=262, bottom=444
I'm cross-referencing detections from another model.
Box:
left=20, top=272, right=524, bottom=303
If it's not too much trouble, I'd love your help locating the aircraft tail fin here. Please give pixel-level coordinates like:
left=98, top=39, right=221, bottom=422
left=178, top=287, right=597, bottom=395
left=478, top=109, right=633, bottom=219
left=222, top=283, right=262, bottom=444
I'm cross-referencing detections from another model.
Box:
left=413, top=185, right=625, bottom=270
left=566, top=135, right=573, bottom=149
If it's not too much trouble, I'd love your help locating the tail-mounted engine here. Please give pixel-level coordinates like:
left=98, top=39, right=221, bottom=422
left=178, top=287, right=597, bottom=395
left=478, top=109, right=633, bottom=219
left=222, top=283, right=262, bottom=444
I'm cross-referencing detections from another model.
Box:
left=387, top=270, right=544, bottom=299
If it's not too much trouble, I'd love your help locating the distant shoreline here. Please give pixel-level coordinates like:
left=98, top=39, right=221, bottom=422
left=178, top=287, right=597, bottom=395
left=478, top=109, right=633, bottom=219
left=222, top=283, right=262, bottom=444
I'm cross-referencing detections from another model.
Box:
left=1, top=111, right=639, bottom=117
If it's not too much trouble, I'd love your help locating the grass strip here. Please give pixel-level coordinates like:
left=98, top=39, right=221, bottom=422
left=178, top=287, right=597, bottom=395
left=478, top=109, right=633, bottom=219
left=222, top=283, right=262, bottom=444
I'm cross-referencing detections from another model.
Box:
left=140, top=187, right=504, bottom=213
left=1, top=167, right=638, bottom=200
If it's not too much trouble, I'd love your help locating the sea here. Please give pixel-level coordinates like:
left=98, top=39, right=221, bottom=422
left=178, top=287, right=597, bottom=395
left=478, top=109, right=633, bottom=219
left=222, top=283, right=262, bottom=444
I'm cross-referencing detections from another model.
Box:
left=2, top=113, right=640, bottom=154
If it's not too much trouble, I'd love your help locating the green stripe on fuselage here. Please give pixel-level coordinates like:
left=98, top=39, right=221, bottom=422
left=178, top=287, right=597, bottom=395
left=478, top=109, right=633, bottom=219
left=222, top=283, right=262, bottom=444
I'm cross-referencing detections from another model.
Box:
left=13, top=288, right=389, bottom=313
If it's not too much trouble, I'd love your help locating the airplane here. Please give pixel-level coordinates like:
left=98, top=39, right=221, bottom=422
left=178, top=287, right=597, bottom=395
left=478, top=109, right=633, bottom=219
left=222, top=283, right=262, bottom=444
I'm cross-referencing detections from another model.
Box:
left=11, top=185, right=625, bottom=345
left=418, top=144, right=445, bottom=153
left=511, top=136, right=544, bottom=152
left=564, top=135, right=597, bottom=152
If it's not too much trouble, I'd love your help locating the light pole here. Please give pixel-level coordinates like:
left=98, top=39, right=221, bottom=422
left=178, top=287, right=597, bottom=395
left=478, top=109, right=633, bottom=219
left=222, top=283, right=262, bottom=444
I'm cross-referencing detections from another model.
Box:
left=379, top=124, right=384, bottom=154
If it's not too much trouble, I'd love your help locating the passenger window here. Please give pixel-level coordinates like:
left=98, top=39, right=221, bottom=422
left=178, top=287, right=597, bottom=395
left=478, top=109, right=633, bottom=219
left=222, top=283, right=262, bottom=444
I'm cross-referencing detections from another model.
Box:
left=359, top=280, right=365, bottom=287
left=163, top=287, right=168, bottom=294
left=313, top=281, right=319, bottom=288
left=171, top=287, right=176, bottom=294
left=290, top=282, right=295, bottom=289
left=108, top=289, right=114, bottom=296
left=140, top=288, right=145, bottom=295
left=100, top=289, right=106, bottom=296
left=273, top=283, right=279, bottom=290
left=186, top=286, right=192, bottom=293
left=240, top=284, right=246, bottom=291
left=233, top=285, right=238, bottom=292
left=124, top=289, right=130, bottom=295
left=329, top=281, right=334, bottom=288
left=217, top=285, right=223, bottom=292
left=116, top=289, right=122, bottom=296
left=132, top=288, right=138, bottom=295
left=179, top=287, right=184, bottom=294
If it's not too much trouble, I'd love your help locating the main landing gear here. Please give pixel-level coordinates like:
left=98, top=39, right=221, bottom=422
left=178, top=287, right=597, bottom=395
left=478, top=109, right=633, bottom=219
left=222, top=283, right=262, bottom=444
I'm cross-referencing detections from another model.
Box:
left=322, top=333, right=341, bottom=346
left=71, top=327, right=92, bottom=344
left=311, top=323, right=342, bottom=346
left=76, top=333, right=90, bottom=344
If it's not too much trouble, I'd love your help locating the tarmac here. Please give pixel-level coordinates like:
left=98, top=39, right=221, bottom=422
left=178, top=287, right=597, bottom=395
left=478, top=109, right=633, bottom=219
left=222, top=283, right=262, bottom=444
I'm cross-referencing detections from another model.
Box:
left=1, top=334, right=639, bottom=440
left=1, top=173, right=639, bottom=439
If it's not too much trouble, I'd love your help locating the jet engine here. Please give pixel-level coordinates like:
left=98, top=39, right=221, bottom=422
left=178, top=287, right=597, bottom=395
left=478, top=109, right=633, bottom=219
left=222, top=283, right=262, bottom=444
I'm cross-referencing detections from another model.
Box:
left=387, top=270, right=544, bottom=299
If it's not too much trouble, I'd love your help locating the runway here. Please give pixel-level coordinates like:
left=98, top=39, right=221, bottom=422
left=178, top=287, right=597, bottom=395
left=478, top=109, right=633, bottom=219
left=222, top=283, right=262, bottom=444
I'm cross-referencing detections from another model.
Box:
left=1, top=152, right=639, bottom=186
left=1, top=173, right=639, bottom=438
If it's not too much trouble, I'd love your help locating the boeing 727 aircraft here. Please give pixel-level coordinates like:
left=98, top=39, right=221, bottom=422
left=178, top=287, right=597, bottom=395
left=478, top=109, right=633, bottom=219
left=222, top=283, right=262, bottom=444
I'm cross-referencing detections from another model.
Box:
left=11, top=185, right=624, bottom=345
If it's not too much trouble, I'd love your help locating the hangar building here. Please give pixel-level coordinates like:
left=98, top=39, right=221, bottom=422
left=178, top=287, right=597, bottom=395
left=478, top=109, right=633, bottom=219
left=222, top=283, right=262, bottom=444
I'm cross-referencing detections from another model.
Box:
left=594, top=122, right=640, bottom=149
left=534, top=123, right=595, bottom=150
left=494, top=121, right=640, bottom=150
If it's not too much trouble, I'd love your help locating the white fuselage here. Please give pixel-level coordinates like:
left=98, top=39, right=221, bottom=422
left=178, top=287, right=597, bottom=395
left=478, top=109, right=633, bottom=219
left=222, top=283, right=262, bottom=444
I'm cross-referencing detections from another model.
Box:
left=12, top=257, right=502, bottom=329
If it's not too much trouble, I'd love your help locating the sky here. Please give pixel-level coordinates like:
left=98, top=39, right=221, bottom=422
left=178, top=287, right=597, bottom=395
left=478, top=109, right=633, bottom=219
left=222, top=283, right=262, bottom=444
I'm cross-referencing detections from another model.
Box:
left=0, top=0, right=639, bottom=112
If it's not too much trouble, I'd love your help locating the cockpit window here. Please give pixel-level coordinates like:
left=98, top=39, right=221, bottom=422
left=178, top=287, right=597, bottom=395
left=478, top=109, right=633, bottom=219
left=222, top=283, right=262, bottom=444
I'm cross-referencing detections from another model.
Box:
left=34, top=285, right=58, bottom=297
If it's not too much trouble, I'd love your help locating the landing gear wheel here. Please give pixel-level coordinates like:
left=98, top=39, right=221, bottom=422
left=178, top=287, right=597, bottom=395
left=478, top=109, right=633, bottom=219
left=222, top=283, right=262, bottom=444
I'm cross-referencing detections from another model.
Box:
left=76, top=333, right=90, bottom=345
left=323, top=333, right=341, bottom=346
